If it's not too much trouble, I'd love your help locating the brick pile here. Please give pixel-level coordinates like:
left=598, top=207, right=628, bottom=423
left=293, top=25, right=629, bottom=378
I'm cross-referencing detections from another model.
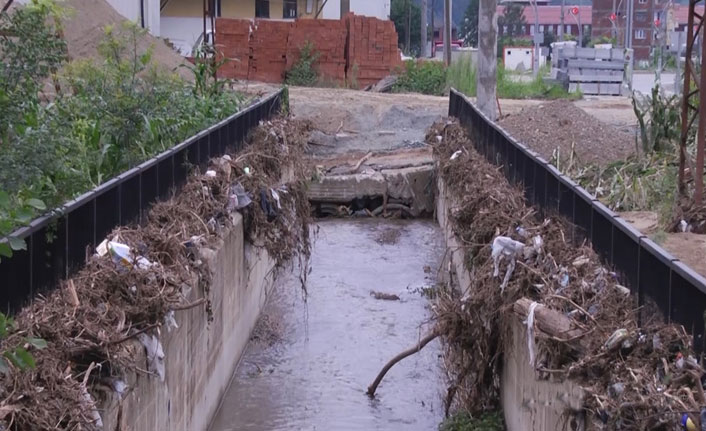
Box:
left=344, top=13, right=404, bottom=88
left=286, top=19, right=347, bottom=83
left=215, top=18, right=251, bottom=80
left=249, top=19, right=291, bottom=83
left=215, top=14, right=403, bottom=86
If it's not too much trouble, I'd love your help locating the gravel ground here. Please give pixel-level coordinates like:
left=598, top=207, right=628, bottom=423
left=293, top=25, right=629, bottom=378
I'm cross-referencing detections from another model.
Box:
left=498, top=100, right=637, bottom=165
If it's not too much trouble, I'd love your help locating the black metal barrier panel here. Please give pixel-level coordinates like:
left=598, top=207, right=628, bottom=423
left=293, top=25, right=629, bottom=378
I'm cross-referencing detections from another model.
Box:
left=448, top=89, right=706, bottom=352
left=0, top=90, right=284, bottom=313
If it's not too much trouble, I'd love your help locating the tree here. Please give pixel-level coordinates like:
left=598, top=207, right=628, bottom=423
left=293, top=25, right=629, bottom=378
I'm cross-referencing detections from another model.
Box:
left=459, top=0, right=479, bottom=47
left=498, top=3, right=526, bottom=39
left=391, top=0, right=422, bottom=55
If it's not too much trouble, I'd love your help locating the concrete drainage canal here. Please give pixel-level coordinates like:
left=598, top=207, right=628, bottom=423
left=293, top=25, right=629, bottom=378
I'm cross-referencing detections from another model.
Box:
left=209, top=149, right=445, bottom=430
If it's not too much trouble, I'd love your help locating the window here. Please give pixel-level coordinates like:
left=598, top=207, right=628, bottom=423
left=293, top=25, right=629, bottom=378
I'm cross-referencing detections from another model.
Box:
left=547, top=25, right=554, bottom=34
left=283, top=0, right=297, bottom=18
left=255, top=0, right=269, bottom=18
left=530, top=25, right=535, bottom=36
left=539, top=24, right=544, bottom=32
left=638, top=0, right=647, bottom=4
left=566, top=25, right=571, bottom=34
left=215, top=0, right=221, bottom=17
left=635, top=11, right=647, bottom=22
left=503, top=25, right=508, bottom=34
left=635, top=29, right=646, bottom=39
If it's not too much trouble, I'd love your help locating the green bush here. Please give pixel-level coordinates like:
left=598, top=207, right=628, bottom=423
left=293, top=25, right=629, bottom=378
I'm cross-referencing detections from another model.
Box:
left=447, top=55, right=477, bottom=96
left=285, top=42, right=320, bottom=87
left=394, top=60, right=447, bottom=95
left=0, top=7, right=243, bottom=233
left=440, top=411, right=505, bottom=431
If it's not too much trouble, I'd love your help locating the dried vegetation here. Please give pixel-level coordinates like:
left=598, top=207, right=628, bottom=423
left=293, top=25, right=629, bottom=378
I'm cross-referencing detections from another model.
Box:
left=430, top=119, right=704, bottom=429
left=0, top=118, right=312, bottom=430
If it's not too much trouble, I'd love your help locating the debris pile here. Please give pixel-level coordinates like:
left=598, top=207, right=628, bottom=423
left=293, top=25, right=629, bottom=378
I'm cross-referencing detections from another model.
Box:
left=0, top=118, right=312, bottom=430
left=430, top=119, right=704, bottom=429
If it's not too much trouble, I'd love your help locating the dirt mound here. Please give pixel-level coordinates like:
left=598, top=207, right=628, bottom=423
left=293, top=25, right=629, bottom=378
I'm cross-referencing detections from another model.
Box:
left=430, top=119, right=703, bottom=429
left=61, top=0, right=190, bottom=79
left=0, top=117, right=312, bottom=430
left=498, top=100, right=636, bottom=166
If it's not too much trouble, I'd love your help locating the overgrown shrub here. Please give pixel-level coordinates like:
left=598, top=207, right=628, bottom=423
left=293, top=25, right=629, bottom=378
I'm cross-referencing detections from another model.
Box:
left=394, top=60, right=447, bottom=95
left=285, top=42, right=320, bottom=86
left=632, top=85, right=681, bottom=154
left=0, top=7, right=243, bottom=232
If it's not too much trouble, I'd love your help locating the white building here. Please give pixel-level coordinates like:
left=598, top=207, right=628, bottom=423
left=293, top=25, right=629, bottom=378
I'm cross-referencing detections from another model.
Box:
left=105, top=0, right=161, bottom=36
left=321, top=0, right=390, bottom=20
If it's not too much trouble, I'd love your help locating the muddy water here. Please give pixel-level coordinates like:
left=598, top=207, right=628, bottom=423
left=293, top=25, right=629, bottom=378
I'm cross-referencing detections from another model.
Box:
left=209, top=219, right=445, bottom=431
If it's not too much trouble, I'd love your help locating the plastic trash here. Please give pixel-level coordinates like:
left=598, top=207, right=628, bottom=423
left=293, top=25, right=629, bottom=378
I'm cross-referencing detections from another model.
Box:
left=609, top=382, right=625, bottom=398
left=244, top=166, right=252, bottom=176
left=436, top=135, right=443, bottom=143
left=112, top=379, right=127, bottom=401
left=80, top=385, right=104, bottom=429
left=515, top=226, right=529, bottom=238
left=100, top=241, right=153, bottom=271
left=524, top=301, right=539, bottom=367
left=682, top=414, right=697, bottom=431
left=491, top=236, right=526, bottom=292
left=604, top=328, right=629, bottom=350
left=450, top=150, right=462, bottom=160
left=164, top=310, right=178, bottom=332
left=559, top=272, right=570, bottom=288
left=270, top=188, right=282, bottom=209
left=205, top=170, right=217, bottom=178
left=138, top=333, right=165, bottom=382
left=680, top=220, right=691, bottom=233
left=226, top=183, right=252, bottom=212
left=259, top=189, right=277, bottom=222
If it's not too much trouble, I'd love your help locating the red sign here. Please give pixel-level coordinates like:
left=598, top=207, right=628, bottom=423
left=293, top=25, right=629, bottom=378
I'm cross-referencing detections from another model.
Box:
left=570, top=7, right=579, bottom=15
left=654, top=18, right=661, bottom=26
left=609, top=13, right=617, bottom=21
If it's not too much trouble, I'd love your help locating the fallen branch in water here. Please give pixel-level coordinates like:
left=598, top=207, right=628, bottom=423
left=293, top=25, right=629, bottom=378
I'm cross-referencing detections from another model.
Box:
left=366, top=329, right=440, bottom=397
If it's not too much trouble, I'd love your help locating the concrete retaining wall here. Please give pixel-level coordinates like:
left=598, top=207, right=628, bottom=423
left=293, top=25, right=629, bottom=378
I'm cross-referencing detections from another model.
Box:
left=436, top=177, right=585, bottom=431
left=99, top=213, right=277, bottom=431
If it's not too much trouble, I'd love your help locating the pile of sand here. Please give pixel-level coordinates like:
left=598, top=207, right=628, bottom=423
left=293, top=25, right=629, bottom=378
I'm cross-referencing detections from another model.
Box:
left=61, top=0, right=191, bottom=79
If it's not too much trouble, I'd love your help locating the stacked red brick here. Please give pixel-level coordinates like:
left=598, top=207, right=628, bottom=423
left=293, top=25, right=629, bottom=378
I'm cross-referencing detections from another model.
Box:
left=286, top=19, right=347, bottom=84
left=344, top=13, right=404, bottom=88
left=216, top=19, right=251, bottom=80
left=248, top=20, right=292, bottom=83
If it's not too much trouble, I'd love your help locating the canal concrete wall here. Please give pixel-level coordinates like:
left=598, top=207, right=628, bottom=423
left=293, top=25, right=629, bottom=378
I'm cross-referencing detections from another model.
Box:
left=99, top=213, right=277, bottom=431
left=436, top=177, right=585, bottom=431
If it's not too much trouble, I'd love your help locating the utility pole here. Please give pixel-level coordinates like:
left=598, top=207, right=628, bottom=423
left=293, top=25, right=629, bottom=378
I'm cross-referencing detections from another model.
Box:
left=444, top=0, right=452, bottom=65
left=406, top=0, right=412, bottom=54
left=422, top=0, right=428, bottom=57
left=531, top=0, right=539, bottom=76
left=431, top=0, right=436, bottom=57
left=560, top=0, right=565, bottom=41
left=477, top=0, right=498, bottom=119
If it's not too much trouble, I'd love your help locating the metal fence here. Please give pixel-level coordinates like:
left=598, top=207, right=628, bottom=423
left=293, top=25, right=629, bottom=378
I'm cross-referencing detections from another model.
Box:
left=449, top=89, right=706, bottom=352
left=0, top=89, right=284, bottom=313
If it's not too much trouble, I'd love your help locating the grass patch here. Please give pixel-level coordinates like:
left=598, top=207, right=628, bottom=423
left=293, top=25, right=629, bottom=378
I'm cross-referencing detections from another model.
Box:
left=393, top=59, right=447, bottom=95
left=439, top=411, right=505, bottom=431
left=447, top=57, right=581, bottom=100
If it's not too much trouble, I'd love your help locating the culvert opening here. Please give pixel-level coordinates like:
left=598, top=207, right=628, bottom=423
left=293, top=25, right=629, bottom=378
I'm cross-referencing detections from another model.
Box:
left=311, top=195, right=434, bottom=219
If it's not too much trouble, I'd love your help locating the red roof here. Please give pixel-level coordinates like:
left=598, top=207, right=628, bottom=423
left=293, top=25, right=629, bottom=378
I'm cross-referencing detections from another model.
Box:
left=496, top=5, right=593, bottom=25
left=672, top=4, right=706, bottom=25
